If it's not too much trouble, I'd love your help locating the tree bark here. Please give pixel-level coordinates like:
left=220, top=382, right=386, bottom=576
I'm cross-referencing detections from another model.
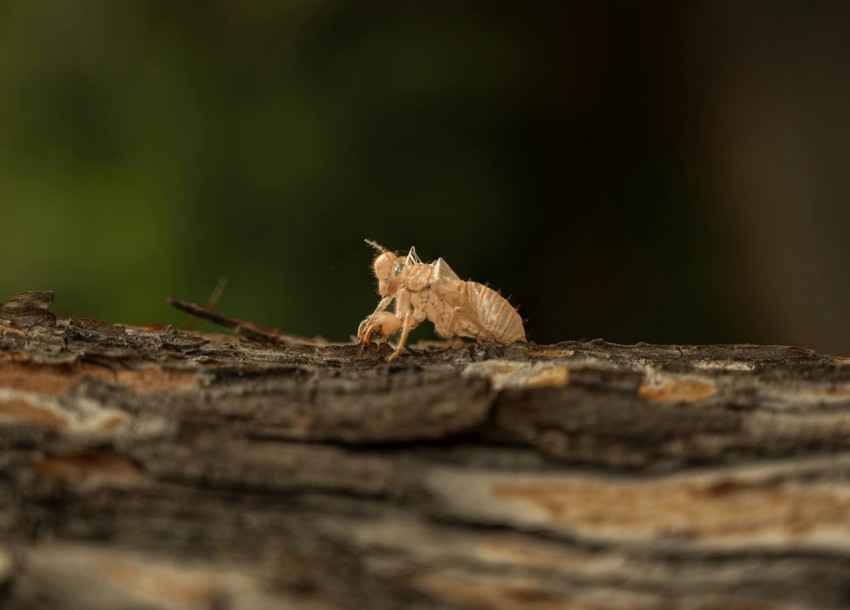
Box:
left=2, top=291, right=850, bottom=609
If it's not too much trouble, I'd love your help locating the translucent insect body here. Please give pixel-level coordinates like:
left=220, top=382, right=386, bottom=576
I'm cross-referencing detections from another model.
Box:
left=357, top=240, right=526, bottom=362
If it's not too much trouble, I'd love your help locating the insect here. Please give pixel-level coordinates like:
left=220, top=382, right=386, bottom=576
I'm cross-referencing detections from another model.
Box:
left=357, top=240, right=526, bottom=362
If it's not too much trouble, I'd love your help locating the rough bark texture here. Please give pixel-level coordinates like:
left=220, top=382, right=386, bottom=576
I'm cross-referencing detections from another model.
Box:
left=2, top=291, right=850, bottom=609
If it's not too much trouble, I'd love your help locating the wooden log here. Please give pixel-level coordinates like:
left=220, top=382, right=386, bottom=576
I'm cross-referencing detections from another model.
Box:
left=2, top=291, right=850, bottom=609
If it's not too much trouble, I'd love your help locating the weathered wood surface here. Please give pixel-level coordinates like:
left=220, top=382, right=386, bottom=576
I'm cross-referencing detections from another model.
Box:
left=3, top=291, right=850, bottom=609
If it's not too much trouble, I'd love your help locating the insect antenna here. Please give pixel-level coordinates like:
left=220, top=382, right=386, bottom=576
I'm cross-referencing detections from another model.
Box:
left=364, top=239, right=388, bottom=254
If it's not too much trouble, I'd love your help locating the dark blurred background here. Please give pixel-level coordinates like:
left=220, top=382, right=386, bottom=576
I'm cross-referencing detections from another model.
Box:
left=2, top=1, right=850, bottom=352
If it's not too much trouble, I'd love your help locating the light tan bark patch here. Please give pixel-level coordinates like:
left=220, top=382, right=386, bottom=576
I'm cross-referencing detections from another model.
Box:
left=36, top=451, right=143, bottom=489
left=638, top=378, right=716, bottom=403
left=0, top=361, right=199, bottom=396
left=0, top=398, right=68, bottom=427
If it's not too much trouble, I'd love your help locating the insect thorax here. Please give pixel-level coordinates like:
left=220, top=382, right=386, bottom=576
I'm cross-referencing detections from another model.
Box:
left=403, top=263, right=433, bottom=292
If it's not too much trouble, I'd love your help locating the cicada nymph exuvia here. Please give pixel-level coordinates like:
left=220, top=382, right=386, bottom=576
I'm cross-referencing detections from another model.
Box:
left=357, top=240, right=526, bottom=362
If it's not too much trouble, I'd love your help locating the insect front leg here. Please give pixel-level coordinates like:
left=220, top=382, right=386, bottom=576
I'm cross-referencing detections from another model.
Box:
left=359, top=311, right=403, bottom=354
left=358, top=296, right=394, bottom=353
left=361, top=296, right=394, bottom=331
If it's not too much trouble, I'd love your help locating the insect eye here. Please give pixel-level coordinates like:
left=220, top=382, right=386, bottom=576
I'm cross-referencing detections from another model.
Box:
left=394, top=263, right=403, bottom=276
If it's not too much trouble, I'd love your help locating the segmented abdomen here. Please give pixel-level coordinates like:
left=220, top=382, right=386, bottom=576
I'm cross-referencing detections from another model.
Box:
left=464, top=281, right=526, bottom=343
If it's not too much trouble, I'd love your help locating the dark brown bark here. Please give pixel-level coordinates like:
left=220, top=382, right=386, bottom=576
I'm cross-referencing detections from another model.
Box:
left=2, top=291, right=850, bottom=609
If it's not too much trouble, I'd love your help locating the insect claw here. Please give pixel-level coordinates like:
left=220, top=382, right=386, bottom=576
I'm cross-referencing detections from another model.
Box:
left=356, top=312, right=403, bottom=359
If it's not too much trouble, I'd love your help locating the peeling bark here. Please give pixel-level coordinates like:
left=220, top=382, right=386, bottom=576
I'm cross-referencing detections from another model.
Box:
left=2, top=291, right=850, bottom=609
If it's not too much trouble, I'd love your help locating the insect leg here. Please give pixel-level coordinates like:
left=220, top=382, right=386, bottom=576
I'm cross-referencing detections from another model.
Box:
left=359, top=312, right=403, bottom=355
left=358, top=296, right=395, bottom=350
left=370, top=295, right=394, bottom=320
left=444, top=306, right=464, bottom=339
left=387, top=311, right=417, bottom=363
left=383, top=288, right=414, bottom=359
left=394, top=288, right=411, bottom=316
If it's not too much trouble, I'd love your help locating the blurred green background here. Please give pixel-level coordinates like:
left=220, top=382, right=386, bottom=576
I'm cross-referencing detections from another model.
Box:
left=2, top=1, right=850, bottom=352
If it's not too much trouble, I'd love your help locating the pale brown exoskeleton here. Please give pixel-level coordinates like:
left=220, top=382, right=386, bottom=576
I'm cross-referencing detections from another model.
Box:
left=357, top=240, right=526, bottom=362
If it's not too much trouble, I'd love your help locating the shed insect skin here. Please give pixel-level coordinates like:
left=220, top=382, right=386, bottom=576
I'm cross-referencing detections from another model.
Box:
left=357, top=240, right=526, bottom=362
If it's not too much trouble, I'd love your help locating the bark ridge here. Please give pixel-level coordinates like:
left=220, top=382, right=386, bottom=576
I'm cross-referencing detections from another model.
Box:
left=2, top=292, right=850, bottom=609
